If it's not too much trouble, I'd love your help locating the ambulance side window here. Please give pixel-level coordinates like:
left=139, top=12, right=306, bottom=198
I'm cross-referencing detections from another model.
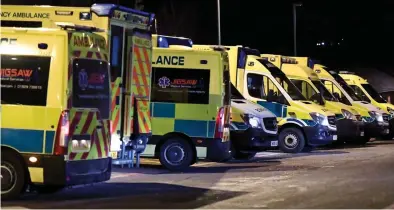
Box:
left=1, top=55, right=50, bottom=106
left=110, top=25, right=124, bottom=82
left=322, top=80, right=351, bottom=105
left=247, top=73, right=281, bottom=102
left=350, top=85, right=371, bottom=102
left=151, top=67, right=210, bottom=104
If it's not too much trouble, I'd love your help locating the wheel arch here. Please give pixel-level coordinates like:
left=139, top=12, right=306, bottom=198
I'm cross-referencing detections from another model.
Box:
left=154, top=132, right=198, bottom=164
left=1, top=145, right=31, bottom=184
left=279, top=122, right=308, bottom=144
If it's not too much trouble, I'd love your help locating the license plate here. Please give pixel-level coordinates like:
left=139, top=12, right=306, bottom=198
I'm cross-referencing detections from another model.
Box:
left=270, top=140, right=278, bottom=147
left=110, top=151, right=118, bottom=159
left=360, top=131, right=364, bottom=136
left=333, top=135, right=338, bottom=141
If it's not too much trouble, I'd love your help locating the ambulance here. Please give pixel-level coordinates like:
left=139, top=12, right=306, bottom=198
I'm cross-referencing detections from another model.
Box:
left=313, top=64, right=391, bottom=139
left=266, top=55, right=367, bottom=144
left=1, top=25, right=111, bottom=199
left=146, top=36, right=232, bottom=170
left=192, top=44, right=279, bottom=160
left=208, top=46, right=337, bottom=153
left=0, top=4, right=156, bottom=165
left=338, top=71, right=394, bottom=139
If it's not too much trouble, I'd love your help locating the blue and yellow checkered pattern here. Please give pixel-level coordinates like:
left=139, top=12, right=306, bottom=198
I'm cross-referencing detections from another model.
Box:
left=151, top=102, right=218, bottom=138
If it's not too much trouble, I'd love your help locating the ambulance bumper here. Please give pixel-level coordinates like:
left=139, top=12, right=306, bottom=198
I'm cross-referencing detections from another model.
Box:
left=206, top=138, right=231, bottom=162
left=303, top=125, right=337, bottom=146
left=24, top=154, right=111, bottom=186
left=230, top=127, right=278, bottom=151
left=336, top=119, right=365, bottom=139
left=365, top=120, right=390, bottom=137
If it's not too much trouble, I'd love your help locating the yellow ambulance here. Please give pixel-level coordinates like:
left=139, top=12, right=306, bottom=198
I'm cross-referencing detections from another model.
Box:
left=339, top=72, right=394, bottom=139
left=0, top=4, right=156, bottom=165
left=192, top=44, right=280, bottom=159
left=1, top=25, right=111, bottom=199
left=145, top=36, right=232, bottom=170
left=313, top=64, right=391, bottom=139
left=207, top=46, right=337, bottom=153
left=268, top=55, right=367, bottom=144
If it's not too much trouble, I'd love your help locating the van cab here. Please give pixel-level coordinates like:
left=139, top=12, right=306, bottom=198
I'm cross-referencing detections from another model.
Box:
left=338, top=72, right=393, bottom=139
left=208, top=46, right=336, bottom=153
left=313, top=64, right=391, bottom=139
left=269, top=56, right=367, bottom=144
left=175, top=43, right=279, bottom=160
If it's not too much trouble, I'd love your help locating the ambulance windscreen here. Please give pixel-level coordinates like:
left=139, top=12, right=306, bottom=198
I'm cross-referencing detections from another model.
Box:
left=328, top=69, right=362, bottom=101
left=72, top=59, right=110, bottom=119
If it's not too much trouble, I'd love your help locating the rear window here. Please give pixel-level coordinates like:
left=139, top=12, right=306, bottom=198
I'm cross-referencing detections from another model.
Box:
left=151, top=67, right=210, bottom=104
left=1, top=55, right=50, bottom=106
left=72, top=59, right=110, bottom=119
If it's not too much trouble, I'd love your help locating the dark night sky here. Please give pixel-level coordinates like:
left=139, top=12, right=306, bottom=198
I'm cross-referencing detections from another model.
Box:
left=3, top=0, right=394, bottom=69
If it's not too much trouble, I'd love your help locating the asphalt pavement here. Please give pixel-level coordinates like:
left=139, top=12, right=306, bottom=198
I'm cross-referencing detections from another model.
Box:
left=2, top=140, right=394, bottom=209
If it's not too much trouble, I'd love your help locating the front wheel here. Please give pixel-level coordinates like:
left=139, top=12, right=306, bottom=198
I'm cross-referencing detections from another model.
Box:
left=1, top=150, right=27, bottom=200
left=159, top=137, right=194, bottom=171
left=278, top=128, right=306, bottom=153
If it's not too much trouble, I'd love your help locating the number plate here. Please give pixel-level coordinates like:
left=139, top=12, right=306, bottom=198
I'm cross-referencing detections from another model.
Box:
left=110, top=152, right=118, bottom=159
left=270, top=140, right=278, bottom=147
left=360, top=131, right=364, bottom=137
left=333, top=135, right=338, bottom=141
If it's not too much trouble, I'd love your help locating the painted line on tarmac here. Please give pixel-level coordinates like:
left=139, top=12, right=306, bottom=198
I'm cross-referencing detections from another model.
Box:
left=111, top=173, right=139, bottom=179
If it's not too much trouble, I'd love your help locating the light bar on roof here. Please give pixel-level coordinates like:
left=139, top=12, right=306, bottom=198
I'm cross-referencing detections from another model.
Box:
left=90, top=3, right=155, bottom=26
left=157, top=35, right=193, bottom=48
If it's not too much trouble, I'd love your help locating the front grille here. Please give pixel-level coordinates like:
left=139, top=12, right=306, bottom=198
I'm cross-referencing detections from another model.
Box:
left=328, top=116, right=336, bottom=126
left=263, top=117, right=277, bottom=131
left=383, top=114, right=390, bottom=123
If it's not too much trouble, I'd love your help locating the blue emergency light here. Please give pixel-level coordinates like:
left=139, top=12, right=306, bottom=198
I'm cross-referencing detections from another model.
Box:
left=157, top=35, right=193, bottom=48
left=237, top=47, right=261, bottom=68
left=90, top=3, right=155, bottom=26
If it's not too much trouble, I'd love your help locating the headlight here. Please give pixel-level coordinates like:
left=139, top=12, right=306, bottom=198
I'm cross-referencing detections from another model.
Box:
left=310, top=112, right=329, bottom=126
left=341, top=109, right=356, bottom=121
left=243, top=114, right=262, bottom=128
left=369, top=111, right=383, bottom=122
left=388, top=107, right=394, bottom=115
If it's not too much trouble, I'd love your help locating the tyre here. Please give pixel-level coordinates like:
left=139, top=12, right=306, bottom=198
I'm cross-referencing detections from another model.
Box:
left=1, top=150, right=27, bottom=200
left=33, top=185, right=64, bottom=194
left=278, top=128, right=306, bottom=153
left=159, top=137, right=194, bottom=171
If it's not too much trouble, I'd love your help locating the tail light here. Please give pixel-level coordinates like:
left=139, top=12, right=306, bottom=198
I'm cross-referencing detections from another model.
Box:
left=54, top=110, right=70, bottom=155
left=214, top=107, right=225, bottom=139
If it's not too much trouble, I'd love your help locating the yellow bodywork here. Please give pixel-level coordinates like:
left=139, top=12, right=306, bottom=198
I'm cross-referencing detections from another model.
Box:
left=1, top=27, right=110, bottom=183
left=313, top=64, right=374, bottom=119
left=224, top=50, right=336, bottom=129
left=280, top=63, right=360, bottom=118
left=339, top=73, right=394, bottom=115
left=144, top=46, right=230, bottom=159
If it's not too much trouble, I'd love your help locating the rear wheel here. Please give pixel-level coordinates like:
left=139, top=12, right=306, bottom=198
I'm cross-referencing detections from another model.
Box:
left=278, top=128, right=305, bottom=153
left=1, top=150, right=27, bottom=200
left=159, top=137, right=194, bottom=171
